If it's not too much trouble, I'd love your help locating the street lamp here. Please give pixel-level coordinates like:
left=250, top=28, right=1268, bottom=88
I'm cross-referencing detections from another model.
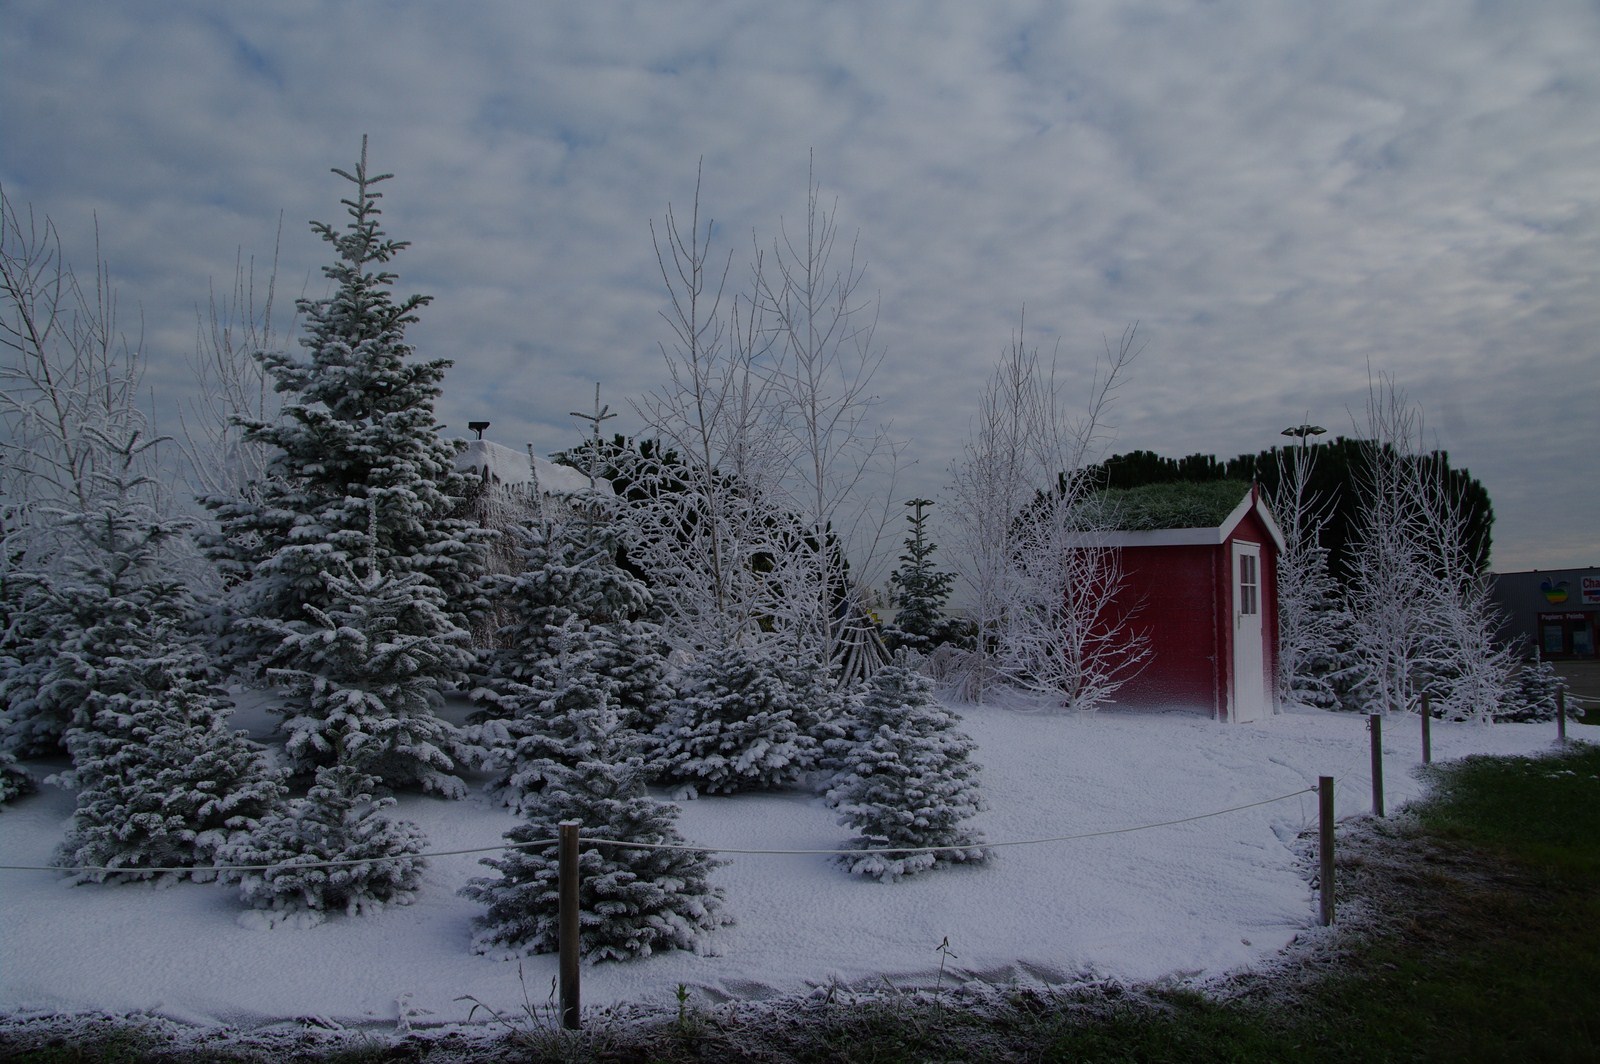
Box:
left=1281, top=424, right=1326, bottom=449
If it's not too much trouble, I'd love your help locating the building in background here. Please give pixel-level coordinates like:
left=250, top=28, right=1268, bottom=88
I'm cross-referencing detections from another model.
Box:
left=1492, top=568, right=1600, bottom=660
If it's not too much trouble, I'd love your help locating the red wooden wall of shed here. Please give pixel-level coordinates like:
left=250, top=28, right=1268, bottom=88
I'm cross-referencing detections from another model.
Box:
left=1107, top=543, right=1222, bottom=715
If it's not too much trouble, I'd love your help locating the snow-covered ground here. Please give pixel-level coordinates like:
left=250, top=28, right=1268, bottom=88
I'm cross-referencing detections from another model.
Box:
left=1, top=695, right=1587, bottom=1032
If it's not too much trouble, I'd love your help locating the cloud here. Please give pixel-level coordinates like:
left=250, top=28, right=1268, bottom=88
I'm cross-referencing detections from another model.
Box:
left=3, top=0, right=1597, bottom=572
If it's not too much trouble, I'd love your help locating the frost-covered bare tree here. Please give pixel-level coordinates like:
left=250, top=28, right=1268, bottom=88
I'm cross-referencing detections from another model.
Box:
left=1344, top=378, right=1510, bottom=720
left=629, top=164, right=786, bottom=654
left=1, top=189, right=156, bottom=754
left=753, top=159, right=901, bottom=670
left=1268, top=440, right=1349, bottom=708
left=0, top=188, right=149, bottom=565
left=174, top=222, right=295, bottom=524
left=947, top=319, right=1144, bottom=708
left=631, top=161, right=899, bottom=680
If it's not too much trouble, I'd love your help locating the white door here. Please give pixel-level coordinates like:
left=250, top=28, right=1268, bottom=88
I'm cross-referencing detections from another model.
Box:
left=1231, top=541, right=1267, bottom=723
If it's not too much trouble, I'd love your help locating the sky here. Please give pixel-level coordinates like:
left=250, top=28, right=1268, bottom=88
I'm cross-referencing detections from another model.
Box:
left=3, top=0, right=1597, bottom=576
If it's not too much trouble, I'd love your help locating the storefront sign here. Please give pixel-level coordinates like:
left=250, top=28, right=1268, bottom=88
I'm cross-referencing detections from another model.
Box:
left=1584, top=575, right=1600, bottom=605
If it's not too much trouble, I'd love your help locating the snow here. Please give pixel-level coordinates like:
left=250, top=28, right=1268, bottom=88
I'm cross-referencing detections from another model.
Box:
left=454, top=439, right=611, bottom=497
left=1, top=695, right=1588, bottom=1032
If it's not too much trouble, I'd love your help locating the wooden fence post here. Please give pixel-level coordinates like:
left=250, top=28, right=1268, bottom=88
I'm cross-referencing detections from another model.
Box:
left=1558, top=688, right=1567, bottom=745
left=559, top=820, right=581, bottom=1031
left=1319, top=776, right=1335, bottom=926
left=1369, top=713, right=1384, bottom=818
left=1420, top=692, right=1431, bottom=765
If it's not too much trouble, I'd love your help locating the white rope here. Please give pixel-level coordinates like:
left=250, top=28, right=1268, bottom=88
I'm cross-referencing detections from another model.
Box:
left=0, top=787, right=1316, bottom=875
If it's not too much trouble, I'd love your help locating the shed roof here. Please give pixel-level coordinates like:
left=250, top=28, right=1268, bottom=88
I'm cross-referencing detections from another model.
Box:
left=1092, top=483, right=1285, bottom=551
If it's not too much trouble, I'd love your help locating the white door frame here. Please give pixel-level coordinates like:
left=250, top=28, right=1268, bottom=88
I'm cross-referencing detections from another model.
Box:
left=1231, top=540, right=1267, bottom=723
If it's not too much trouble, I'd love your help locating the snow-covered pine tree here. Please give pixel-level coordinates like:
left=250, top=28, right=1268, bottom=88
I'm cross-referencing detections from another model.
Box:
left=0, top=570, right=73, bottom=757
left=884, top=498, right=958, bottom=653
left=473, top=489, right=673, bottom=791
left=253, top=543, right=477, bottom=797
left=218, top=762, right=426, bottom=929
left=462, top=691, right=728, bottom=962
left=656, top=641, right=819, bottom=797
left=55, top=659, right=284, bottom=883
left=1497, top=656, right=1570, bottom=722
left=825, top=659, right=989, bottom=881
left=0, top=746, right=34, bottom=806
left=477, top=616, right=624, bottom=815
left=29, top=429, right=285, bottom=880
left=200, top=139, right=488, bottom=791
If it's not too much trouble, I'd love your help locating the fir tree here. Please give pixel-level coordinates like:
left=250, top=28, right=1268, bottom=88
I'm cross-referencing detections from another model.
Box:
left=0, top=745, right=34, bottom=807
left=255, top=545, right=478, bottom=797
left=218, top=763, right=426, bottom=928
left=55, top=656, right=284, bottom=882
left=1496, top=656, right=1571, bottom=722
left=462, top=692, right=728, bottom=962
left=0, top=570, right=73, bottom=757
left=473, top=492, right=673, bottom=798
left=884, top=498, right=958, bottom=652
left=826, top=660, right=989, bottom=881
left=24, top=429, right=285, bottom=879
left=201, top=139, right=488, bottom=792
left=656, top=642, right=820, bottom=797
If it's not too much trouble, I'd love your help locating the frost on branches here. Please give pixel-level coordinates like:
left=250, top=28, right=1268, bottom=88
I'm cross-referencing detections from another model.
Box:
left=462, top=700, right=728, bottom=963
left=656, top=643, right=827, bottom=798
left=218, top=763, right=426, bottom=929
left=1268, top=444, right=1350, bottom=710
left=201, top=139, right=487, bottom=791
left=825, top=660, right=990, bottom=881
left=253, top=552, right=477, bottom=797
left=22, top=430, right=283, bottom=880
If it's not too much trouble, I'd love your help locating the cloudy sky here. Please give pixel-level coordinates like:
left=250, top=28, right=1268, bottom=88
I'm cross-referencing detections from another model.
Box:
left=3, top=1, right=1596, bottom=575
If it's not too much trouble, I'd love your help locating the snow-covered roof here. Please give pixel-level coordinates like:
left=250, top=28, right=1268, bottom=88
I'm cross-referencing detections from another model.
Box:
left=453, top=439, right=613, bottom=497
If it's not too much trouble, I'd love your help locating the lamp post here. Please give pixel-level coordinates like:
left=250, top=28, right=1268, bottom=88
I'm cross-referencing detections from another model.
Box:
left=1280, top=423, right=1326, bottom=450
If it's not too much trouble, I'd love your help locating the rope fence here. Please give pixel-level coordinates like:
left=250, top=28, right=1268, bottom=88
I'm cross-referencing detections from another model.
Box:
left=0, top=786, right=1317, bottom=876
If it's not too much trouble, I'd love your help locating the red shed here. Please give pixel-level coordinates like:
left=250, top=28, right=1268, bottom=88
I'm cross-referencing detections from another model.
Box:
left=1100, top=484, right=1283, bottom=722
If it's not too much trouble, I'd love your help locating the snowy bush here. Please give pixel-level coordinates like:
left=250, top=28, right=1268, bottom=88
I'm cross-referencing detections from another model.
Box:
left=656, top=643, right=820, bottom=797
left=219, top=764, right=426, bottom=929
left=462, top=707, right=728, bottom=962
left=257, top=560, right=478, bottom=797
left=54, top=658, right=284, bottom=883
left=1495, top=658, right=1572, bottom=723
left=0, top=746, right=33, bottom=807
left=825, top=660, right=990, bottom=881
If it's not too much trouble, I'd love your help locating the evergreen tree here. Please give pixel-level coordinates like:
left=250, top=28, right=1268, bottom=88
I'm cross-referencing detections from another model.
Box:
left=0, top=570, right=73, bottom=757
left=20, top=429, right=286, bottom=879
left=255, top=544, right=478, bottom=797
left=473, top=492, right=673, bottom=799
left=884, top=498, right=958, bottom=652
left=56, top=657, right=284, bottom=882
left=656, top=642, right=819, bottom=797
left=201, top=139, right=487, bottom=791
left=826, top=660, right=989, bottom=881
left=0, top=746, right=34, bottom=807
left=462, top=693, right=728, bottom=962
left=1497, top=656, right=1571, bottom=722
left=218, top=763, right=426, bottom=928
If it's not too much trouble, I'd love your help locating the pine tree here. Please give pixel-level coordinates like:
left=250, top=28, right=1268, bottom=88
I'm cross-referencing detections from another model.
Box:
left=56, top=656, right=284, bottom=882
left=656, top=642, right=820, bottom=797
left=25, top=429, right=285, bottom=879
left=218, top=763, right=426, bottom=928
left=255, top=546, right=478, bottom=797
left=201, top=139, right=487, bottom=791
left=0, top=745, right=33, bottom=806
left=884, top=498, right=957, bottom=652
left=473, top=492, right=673, bottom=799
left=462, top=692, right=728, bottom=962
left=826, top=660, right=989, bottom=881
left=1495, top=656, right=1570, bottom=723
left=0, top=570, right=73, bottom=757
